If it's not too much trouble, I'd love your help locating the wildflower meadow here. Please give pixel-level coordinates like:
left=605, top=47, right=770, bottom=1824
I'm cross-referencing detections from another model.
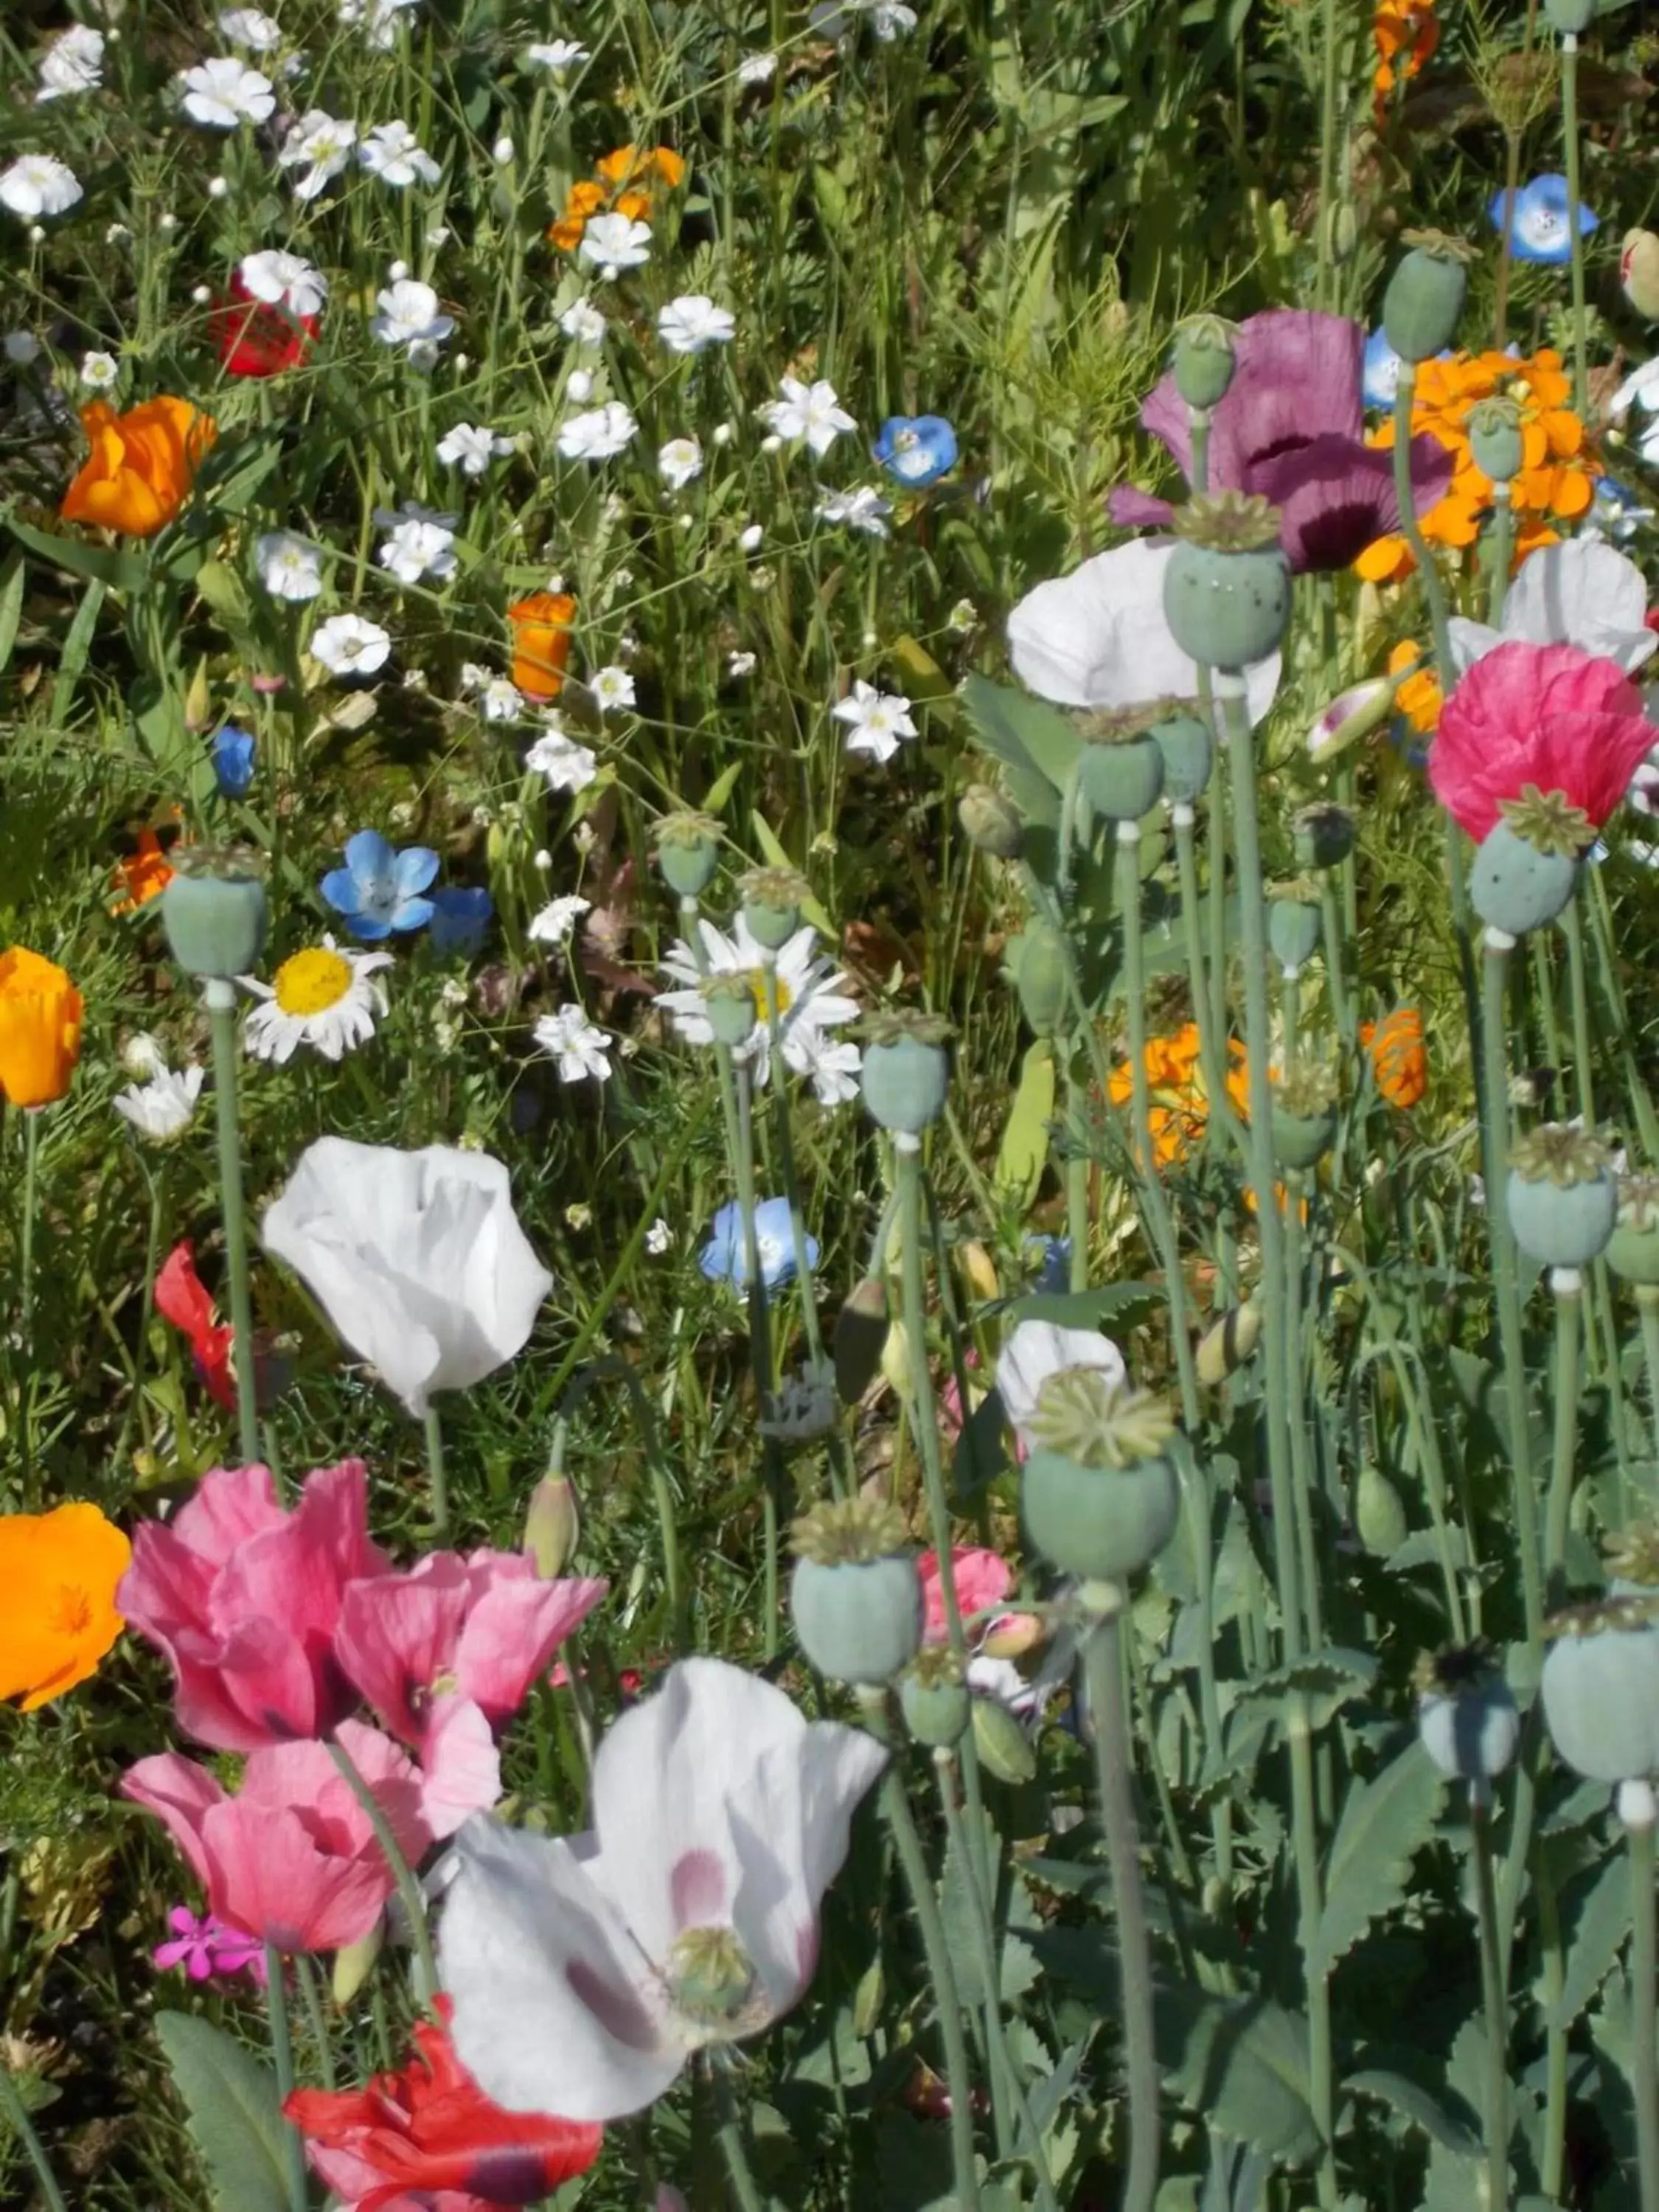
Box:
left=15, top=0, right=1659, bottom=2208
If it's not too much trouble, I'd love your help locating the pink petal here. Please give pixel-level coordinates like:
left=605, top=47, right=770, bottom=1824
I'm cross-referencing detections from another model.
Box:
left=122, top=1754, right=224, bottom=1889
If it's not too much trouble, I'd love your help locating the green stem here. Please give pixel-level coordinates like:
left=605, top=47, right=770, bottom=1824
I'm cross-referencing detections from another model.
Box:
left=1283, top=1175, right=1326, bottom=1654
left=1391, top=366, right=1453, bottom=686
left=1174, top=806, right=1225, bottom=1122
left=325, top=1738, right=438, bottom=2003
left=1544, top=1273, right=1582, bottom=1587
left=0, top=2052, right=68, bottom=2212
left=894, top=1139, right=963, bottom=1648
left=1318, top=872, right=1355, bottom=1053
left=1630, top=1805, right=1659, bottom=2212
left=1639, top=1288, right=1659, bottom=1466
left=1495, top=136, right=1521, bottom=349
left=1189, top=407, right=1210, bottom=495
left=711, top=2061, right=767, bottom=2212
left=762, top=959, right=827, bottom=1369
left=1562, top=33, right=1590, bottom=420
left=1486, top=485, right=1514, bottom=627
left=263, top=1943, right=310, bottom=2212
left=1065, top=1054, right=1091, bottom=1294
left=1469, top=1800, right=1510, bottom=2212
left=732, top=1057, right=785, bottom=1660
left=1560, top=887, right=1596, bottom=1131
left=18, top=1107, right=39, bottom=1340
left=422, top=1405, right=449, bottom=1544
left=1084, top=1613, right=1159, bottom=2212
left=206, top=979, right=260, bottom=1470
left=1316, top=0, right=1340, bottom=309
left=293, top=1952, right=336, bottom=2090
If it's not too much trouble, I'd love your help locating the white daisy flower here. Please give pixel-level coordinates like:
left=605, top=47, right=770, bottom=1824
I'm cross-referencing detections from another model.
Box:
left=36, top=26, right=105, bottom=102
left=359, top=119, right=441, bottom=189
left=832, top=678, right=916, bottom=763
left=218, top=9, right=284, bottom=50
left=658, top=916, right=859, bottom=1090
left=577, top=212, right=651, bottom=277
left=644, top=1216, right=675, bottom=1254
left=255, top=530, right=325, bottom=602
left=180, top=57, right=275, bottom=128
left=533, top=1004, right=612, bottom=1083
left=0, top=156, right=83, bottom=220
left=528, top=894, right=591, bottom=947
left=658, top=436, right=703, bottom=490
left=310, top=612, right=392, bottom=677
left=759, top=375, right=855, bottom=457
left=737, top=51, right=779, bottom=83
left=815, top=485, right=892, bottom=538
left=242, top=941, right=392, bottom=1065
left=80, top=349, right=119, bottom=389
left=656, top=295, right=735, bottom=355
left=374, top=501, right=459, bottom=585
left=589, top=666, right=636, bottom=713
left=525, top=728, right=598, bottom=793
left=557, top=402, right=637, bottom=462
left=239, top=248, right=328, bottom=320
left=526, top=38, right=589, bottom=71
left=437, top=422, right=512, bottom=476
left=371, top=278, right=455, bottom=357
left=279, top=110, right=358, bottom=201
left=114, top=1064, right=205, bottom=1143
left=560, top=300, right=607, bottom=346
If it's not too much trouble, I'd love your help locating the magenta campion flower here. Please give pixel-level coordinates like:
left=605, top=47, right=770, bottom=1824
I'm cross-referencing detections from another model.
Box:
left=153, top=1907, right=268, bottom=1986
left=1110, top=310, right=1454, bottom=573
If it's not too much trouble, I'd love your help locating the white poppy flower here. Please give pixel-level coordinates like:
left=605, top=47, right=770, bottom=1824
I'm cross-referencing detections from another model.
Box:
left=372, top=278, right=455, bottom=355
left=262, top=1136, right=553, bottom=1417
left=658, top=916, right=859, bottom=1090
left=557, top=402, right=637, bottom=462
left=180, top=57, right=275, bottom=128
left=577, top=212, right=652, bottom=276
left=832, top=679, right=916, bottom=763
left=36, top=26, right=105, bottom=101
left=0, top=155, right=83, bottom=220
left=278, top=110, right=358, bottom=201
left=658, top=436, right=703, bottom=490
left=1007, top=538, right=1281, bottom=727
left=80, top=349, right=119, bottom=389
left=589, top=666, right=636, bottom=714
left=528, top=894, right=591, bottom=947
left=532, top=1004, right=613, bottom=1084
left=815, top=486, right=891, bottom=538
left=359, top=119, right=442, bottom=189
left=437, top=422, right=512, bottom=476
left=526, top=38, right=589, bottom=71
left=217, top=9, right=283, bottom=50
left=1447, top=539, right=1659, bottom=679
left=656, top=295, right=735, bottom=355
left=759, top=375, right=856, bottom=457
left=439, top=1658, right=887, bottom=2122
left=310, top=612, right=392, bottom=676
left=114, top=1065, right=204, bottom=1143
left=560, top=300, right=608, bottom=346
left=239, top=248, right=328, bottom=320
left=994, top=1321, right=1128, bottom=1449
left=526, top=729, right=598, bottom=792
left=375, top=501, right=459, bottom=586
left=240, top=942, right=392, bottom=1065
left=255, top=530, right=325, bottom=602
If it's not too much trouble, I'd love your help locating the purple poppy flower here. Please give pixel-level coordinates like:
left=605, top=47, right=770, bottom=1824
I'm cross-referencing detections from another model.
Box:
left=153, top=1906, right=268, bottom=1985
left=1110, top=310, right=1453, bottom=573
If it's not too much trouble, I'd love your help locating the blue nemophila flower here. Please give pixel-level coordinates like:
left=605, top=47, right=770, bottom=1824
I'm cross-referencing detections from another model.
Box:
left=1028, top=1236, right=1072, bottom=1293
left=873, top=414, right=957, bottom=488
left=1587, top=476, right=1655, bottom=544
left=699, top=1197, right=818, bottom=1290
left=428, top=885, right=495, bottom=957
left=320, top=830, right=439, bottom=941
left=1488, top=174, right=1598, bottom=265
left=212, top=724, right=256, bottom=797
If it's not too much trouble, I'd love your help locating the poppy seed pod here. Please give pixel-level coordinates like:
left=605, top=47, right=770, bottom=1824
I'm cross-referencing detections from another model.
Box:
left=1506, top=1124, right=1618, bottom=1268
left=1607, top=1175, right=1659, bottom=1287
left=1293, top=802, right=1356, bottom=872
left=1466, top=397, right=1525, bottom=487
left=1470, top=819, right=1580, bottom=938
left=900, top=1649, right=973, bottom=1748
left=739, top=865, right=807, bottom=952
left=1543, top=0, right=1596, bottom=32
left=1542, top=1600, right=1659, bottom=1783
left=161, top=845, right=269, bottom=979
left=653, top=811, right=722, bottom=900
left=1163, top=494, right=1291, bottom=671
left=700, top=973, right=759, bottom=1050
left=1268, top=894, right=1321, bottom=972
left=1382, top=230, right=1475, bottom=364
left=958, top=784, right=1024, bottom=859
left=1075, top=723, right=1166, bottom=821
left=790, top=1498, right=922, bottom=1686
left=1272, top=1105, right=1338, bottom=1171
left=859, top=1012, right=953, bottom=1135
left=1011, top=922, right=1070, bottom=1037
left=1020, top=1370, right=1180, bottom=1582
left=1172, top=314, right=1238, bottom=411
left=1416, top=1646, right=1520, bottom=1784
left=1152, top=712, right=1214, bottom=803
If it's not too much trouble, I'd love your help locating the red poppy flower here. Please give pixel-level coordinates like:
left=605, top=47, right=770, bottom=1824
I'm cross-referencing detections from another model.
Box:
left=284, top=2000, right=602, bottom=2211
left=209, top=274, right=317, bottom=378
left=154, top=1241, right=234, bottom=1410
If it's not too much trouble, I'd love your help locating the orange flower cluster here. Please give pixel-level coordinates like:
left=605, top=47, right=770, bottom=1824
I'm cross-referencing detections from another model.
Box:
left=0, top=1502, right=131, bottom=1711
left=0, top=947, right=83, bottom=1108
left=549, top=145, right=686, bottom=252
left=111, top=823, right=178, bottom=915
left=1373, top=0, right=1438, bottom=126
left=508, top=591, right=577, bottom=700
left=1387, top=639, right=1442, bottom=734
left=60, top=395, right=215, bottom=538
left=1107, top=1020, right=1250, bottom=1168
left=1357, top=349, right=1599, bottom=585
left=1361, top=1006, right=1428, bottom=1107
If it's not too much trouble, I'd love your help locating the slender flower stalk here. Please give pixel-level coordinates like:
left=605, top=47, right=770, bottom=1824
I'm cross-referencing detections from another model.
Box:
left=711, top=2060, right=767, bottom=2212
left=733, top=1059, right=785, bottom=1659
left=1389, top=369, right=1453, bottom=683
left=422, top=1406, right=449, bottom=1544
left=324, top=1738, right=437, bottom=2003
left=1544, top=1269, right=1583, bottom=1585
left=0, top=2053, right=68, bottom=2212
left=1639, top=1288, right=1659, bottom=1461
left=762, top=958, right=827, bottom=1366
left=1628, top=1787, right=1659, bottom=2212
left=263, top=1942, right=310, bottom=2212
left=1561, top=33, right=1590, bottom=418
left=1486, top=484, right=1514, bottom=628
left=1469, top=1797, right=1510, bottom=2212
left=1559, top=892, right=1597, bottom=1131
left=206, top=979, right=260, bottom=1469
left=18, top=1108, right=41, bottom=1340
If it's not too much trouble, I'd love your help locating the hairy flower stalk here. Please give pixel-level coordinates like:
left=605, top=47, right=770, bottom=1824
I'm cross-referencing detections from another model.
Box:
left=206, top=980, right=262, bottom=1470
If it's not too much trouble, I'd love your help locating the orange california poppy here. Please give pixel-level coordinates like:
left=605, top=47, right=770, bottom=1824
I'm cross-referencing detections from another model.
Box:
left=0, top=947, right=83, bottom=1108
left=508, top=591, right=577, bottom=700
left=549, top=178, right=607, bottom=250
left=0, top=1503, right=132, bottom=1711
left=60, top=396, right=216, bottom=538
left=111, top=825, right=176, bottom=916
left=1362, top=1006, right=1428, bottom=1107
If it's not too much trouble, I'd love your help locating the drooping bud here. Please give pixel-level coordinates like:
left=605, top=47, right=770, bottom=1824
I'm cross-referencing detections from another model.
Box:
left=1171, top=313, right=1239, bottom=411
left=1010, top=921, right=1070, bottom=1037
left=958, top=783, right=1023, bottom=860
left=653, top=810, right=723, bottom=900
left=739, top=864, right=809, bottom=951
left=523, top=1473, right=580, bottom=1579
left=972, top=1691, right=1038, bottom=1782
left=790, top=1496, right=923, bottom=1685
left=1354, top=1464, right=1409, bottom=1557
left=1382, top=229, right=1475, bottom=364
left=332, top=1921, right=384, bottom=2005
left=859, top=1010, right=953, bottom=1135
left=1197, top=1301, right=1262, bottom=1385
left=161, top=845, right=269, bottom=979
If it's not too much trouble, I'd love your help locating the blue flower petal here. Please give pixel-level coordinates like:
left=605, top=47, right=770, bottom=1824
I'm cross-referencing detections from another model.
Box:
left=1489, top=173, right=1598, bottom=265
left=873, top=412, right=958, bottom=488
left=343, top=828, right=397, bottom=888
left=429, top=886, right=495, bottom=956
left=319, top=866, right=364, bottom=915
left=394, top=844, right=440, bottom=896
left=339, top=908, right=394, bottom=942
left=212, top=726, right=257, bottom=798
left=387, top=894, right=437, bottom=934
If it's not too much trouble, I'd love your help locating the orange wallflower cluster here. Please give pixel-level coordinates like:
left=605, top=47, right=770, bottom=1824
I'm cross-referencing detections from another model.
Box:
left=1356, top=349, right=1599, bottom=586
left=1107, top=1020, right=1250, bottom=1169
left=1361, top=1006, right=1428, bottom=1107
left=549, top=145, right=686, bottom=251
left=1373, top=0, right=1439, bottom=126
left=60, top=395, right=215, bottom=538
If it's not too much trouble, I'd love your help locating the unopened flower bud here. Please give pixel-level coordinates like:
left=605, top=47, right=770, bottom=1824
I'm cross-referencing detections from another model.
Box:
left=1011, top=922, right=1069, bottom=1037
left=1172, top=314, right=1239, bottom=411
left=833, top=1278, right=889, bottom=1403
left=973, top=1691, right=1037, bottom=1783
left=1197, top=1301, right=1262, bottom=1385
left=523, top=1473, right=580, bottom=1579
left=332, top=1921, right=384, bottom=2003
left=958, top=783, right=1023, bottom=860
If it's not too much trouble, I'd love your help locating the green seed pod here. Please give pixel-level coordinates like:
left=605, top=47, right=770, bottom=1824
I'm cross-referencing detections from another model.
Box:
left=1466, top=397, right=1525, bottom=486
left=1416, top=1646, right=1520, bottom=1783
left=1506, top=1123, right=1618, bottom=1268
left=833, top=1278, right=890, bottom=1404
left=859, top=1012, right=953, bottom=1135
left=959, top=783, right=1024, bottom=860
left=1019, top=1371, right=1181, bottom=1582
left=1382, top=229, right=1475, bottom=364
left=1011, top=922, right=1069, bottom=1037
left=1172, top=314, right=1239, bottom=411
left=1470, top=821, right=1579, bottom=937
left=900, top=1649, right=973, bottom=1748
left=1271, top=1106, right=1337, bottom=1171
left=161, top=846, right=268, bottom=979
left=701, top=973, right=759, bottom=1049
left=1163, top=495, right=1291, bottom=671
left=1151, top=712, right=1213, bottom=803
left=1542, top=1602, right=1659, bottom=1784
left=1607, top=1176, right=1659, bottom=1286
left=790, top=1496, right=922, bottom=1686
left=1543, top=0, right=1596, bottom=32
left=653, top=810, right=723, bottom=900
left=740, top=865, right=808, bottom=952
left=1076, top=734, right=1165, bottom=821
left=1293, top=802, right=1356, bottom=872
left=1354, top=1465, right=1409, bottom=1557
left=1197, top=1301, right=1262, bottom=1385
left=972, top=1691, right=1039, bottom=1784
left=1267, top=895, right=1321, bottom=972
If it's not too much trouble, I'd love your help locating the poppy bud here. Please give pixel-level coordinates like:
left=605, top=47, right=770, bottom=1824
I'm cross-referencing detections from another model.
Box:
left=332, top=1921, right=384, bottom=2005
left=860, top=1012, right=953, bottom=1135
left=880, top=1315, right=914, bottom=1399
left=161, top=845, right=268, bottom=979
left=833, top=1278, right=889, bottom=1403
left=1163, top=493, right=1291, bottom=671
left=1621, top=229, right=1659, bottom=324
left=1172, top=314, right=1239, bottom=412
left=973, top=1691, right=1039, bottom=1783
left=1354, top=1465, right=1408, bottom=1557
left=900, top=1648, right=973, bottom=1747
left=958, top=783, right=1023, bottom=859
left=790, top=1498, right=923, bottom=1686
left=1197, top=1301, right=1262, bottom=1385
left=523, top=1473, right=580, bottom=1579
left=1382, top=229, right=1475, bottom=364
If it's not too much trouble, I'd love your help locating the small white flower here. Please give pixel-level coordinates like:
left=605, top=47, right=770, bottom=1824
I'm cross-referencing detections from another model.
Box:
left=759, top=375, right=855, bottom=456
left=310, top=612, right=392, bottom=677
left=590, top=666, right=636, bottom=714
left=644, top=1216, right=674, bottom=1255
left=491, top=135, right=515, bottom=164
left=560, top=299, right=607, bottom=346
left=810, top=0, right=918, bottom=37
left=566, top=368, right=594, bottom=404
left=36, top=25, right=105, bottom=102
left=375, top=501, right=459, bottom=586
left=218, top=8, right=283, bottom=50
left=578, top=212, right=651, bottom=277
left=3, top=333, right=40, bottom=366
left=737, top=51, right=779, bottom=83
left=658, top=917, right=860, bottom=1091
left=534, top=1004, right=612, bottom=1083
left=0, top=155, right=83, bottom=220
left=739, top=524, right=764, bottom=553
left=526, top=728, right=598, bottom=793
left=656, top=295, right=735, bottom=355
left=338, top=0, right=420, bottom=48
left=255, top=530, right=325, bottom=602
left=815, top=485, right=892, bottom=538
left=114, top=1064, right=205, bottom=1143
left=475, top=676, right=524, bottom=723
left=528, top=894, right=591, bottom=946
left=180, top=56, right=275, bottom=128
left=207, top=175, right=229, bottom=198
left=80, top=349, right=119, bottom=389
left=947, top=597, right=978, bottom=633
left=435, top=422, right=509, bottom=476
left=239, top=248, right=327, bottom=320
left=658, top=436, right=703, bottom=490
left=526, top=38, right=589, bottom=71
left=832, top=678, right=917, bottom=764
left=119, top=1032, right=168, bottom=1080
left=372, top=278, right=455, bottom=355
left=728, top=650, right=757, bottom=678
left=791, top=1027, right=862, bottom=1107
left=557, top=402, right=637, bottom=462
left=242, top=941, right=392, bottom=1065
left=192, top=284, right=212, bottom=305
left=279, top=109, right=358, bottom=201
left=360, top=119, right=441, bottom=189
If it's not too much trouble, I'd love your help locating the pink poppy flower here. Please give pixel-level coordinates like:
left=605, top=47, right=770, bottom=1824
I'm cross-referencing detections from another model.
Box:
left=122, top=1719, right=430, bottom=1955
left=116, top=1460, right=389, bottom=1753
left=1430, top=641, right=1656, bottom=842
left=917, top=1548, right=1012, bottom=1644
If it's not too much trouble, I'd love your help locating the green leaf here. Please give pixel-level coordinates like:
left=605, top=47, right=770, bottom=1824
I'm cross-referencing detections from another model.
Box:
left=5, top=510, right=148, bottom=594
left=748, top=813, right=835, bottom=938
left=192, top=558, right=250, bottom=626
left=941, top=1809, right=999, bottom=2008
left=47, top=580, right=107, bottom=730
left=960, top=673, right=1080, bottom=795
left=1001, top=1281, right=1166, bottom=1329
left=1344, top=2069, right=1481, bottom=2157
left=154, top=2012, right=293, bottom=2212
left=1158, top=1987, right=1322, bottom=2167
left=891, top=633, right=957, bottom=710
left=0, top=552, right=24, bottom=675
left=1544, top=1848, right=1629, bottom=2031
left=995, top=1040, right=1054, bottom=1206
left=1308, top=1744, right=1444, bottom=1975
left=703, top=758, right=743, bottom=813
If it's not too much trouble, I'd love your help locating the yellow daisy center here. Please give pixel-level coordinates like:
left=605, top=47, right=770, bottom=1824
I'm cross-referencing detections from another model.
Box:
left=745, top=968, right=794, bottom=1019
left=274, top=947, right=354, bottom=1017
